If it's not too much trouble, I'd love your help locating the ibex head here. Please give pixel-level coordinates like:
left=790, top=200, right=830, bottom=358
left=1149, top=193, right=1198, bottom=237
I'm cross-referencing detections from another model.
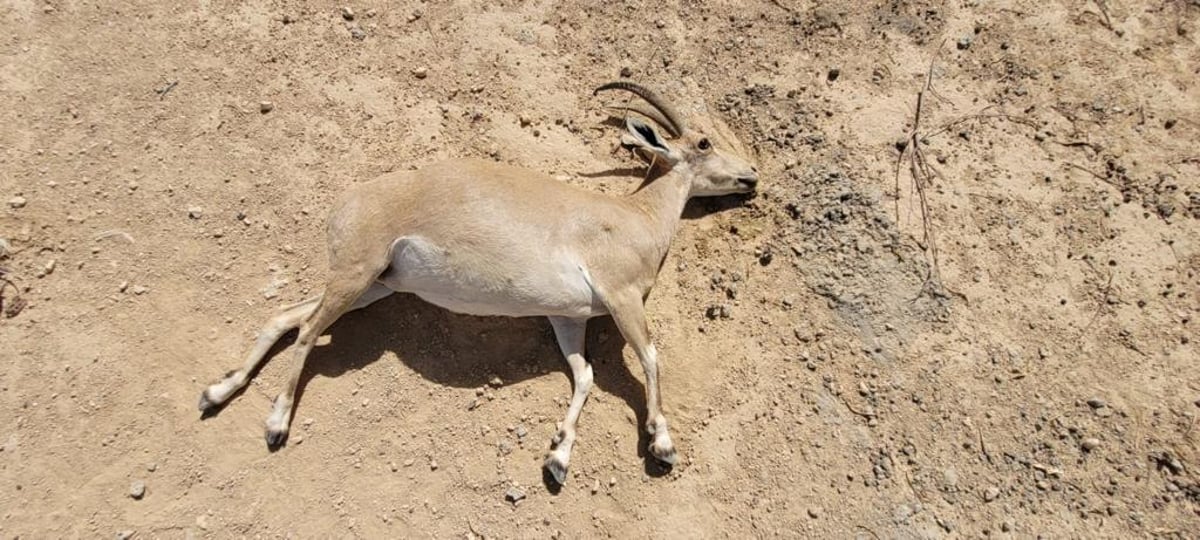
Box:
left=596, top=81, right=759, bottom=197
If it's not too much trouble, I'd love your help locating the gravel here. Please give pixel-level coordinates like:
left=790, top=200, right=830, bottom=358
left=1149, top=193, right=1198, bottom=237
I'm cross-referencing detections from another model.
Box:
left=1081, top=437, right=1100, bottom=451
left=505, top=486, right=526, bottom=504
left=129, top=480, right=146, bottom=500
left=984, top=486, right=1000, bottom=502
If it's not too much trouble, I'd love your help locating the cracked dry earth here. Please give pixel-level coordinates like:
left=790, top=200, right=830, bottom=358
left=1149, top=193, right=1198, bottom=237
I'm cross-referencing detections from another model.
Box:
left=1, top=0, right=1198, bottom=538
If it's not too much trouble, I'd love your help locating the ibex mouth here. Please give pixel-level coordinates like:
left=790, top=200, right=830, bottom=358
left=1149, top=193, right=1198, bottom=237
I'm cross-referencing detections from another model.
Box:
left=737, top=177, right=759, bottom=191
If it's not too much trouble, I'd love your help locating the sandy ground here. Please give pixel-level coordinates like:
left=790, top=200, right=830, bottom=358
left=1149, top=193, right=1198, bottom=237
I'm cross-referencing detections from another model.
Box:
left=1, top=0, right=1198, bottom=538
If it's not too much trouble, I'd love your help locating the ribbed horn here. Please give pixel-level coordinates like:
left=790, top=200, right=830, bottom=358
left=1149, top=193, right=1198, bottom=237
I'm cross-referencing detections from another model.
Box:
left=594, top=81, right=686, bottom=137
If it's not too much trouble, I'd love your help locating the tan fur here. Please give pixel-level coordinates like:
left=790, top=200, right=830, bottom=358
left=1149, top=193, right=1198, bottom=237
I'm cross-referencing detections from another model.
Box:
left=198, top=83, right=759, bottom=483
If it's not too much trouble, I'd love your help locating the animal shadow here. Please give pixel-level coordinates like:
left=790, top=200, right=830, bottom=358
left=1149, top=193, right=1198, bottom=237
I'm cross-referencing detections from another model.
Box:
left=206, top=292, right=672, bottom=486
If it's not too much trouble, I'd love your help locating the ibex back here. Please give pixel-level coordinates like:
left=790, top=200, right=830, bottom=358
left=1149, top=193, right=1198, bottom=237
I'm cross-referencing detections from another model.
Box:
left=198, top=82, right=760, bottom=484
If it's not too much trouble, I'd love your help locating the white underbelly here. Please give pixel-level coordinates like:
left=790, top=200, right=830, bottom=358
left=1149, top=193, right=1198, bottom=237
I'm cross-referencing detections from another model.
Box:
left=377, top=235, right=607, bottom=318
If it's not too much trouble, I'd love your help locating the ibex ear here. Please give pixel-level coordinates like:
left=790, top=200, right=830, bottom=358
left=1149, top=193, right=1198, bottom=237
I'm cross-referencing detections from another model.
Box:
left=624, top=117, right=680, bottom=162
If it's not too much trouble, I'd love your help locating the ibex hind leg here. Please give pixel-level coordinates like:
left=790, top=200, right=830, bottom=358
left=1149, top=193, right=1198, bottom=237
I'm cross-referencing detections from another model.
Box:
left=263, top=279, right=392, bottom=448
left=198, top=282, right=395, bottom=415
left=199, top=296, right=322, bottom=414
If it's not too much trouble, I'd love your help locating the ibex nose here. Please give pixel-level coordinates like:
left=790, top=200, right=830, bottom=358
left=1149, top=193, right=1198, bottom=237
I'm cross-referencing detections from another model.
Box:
left=738, top=175, right=758, bottom=190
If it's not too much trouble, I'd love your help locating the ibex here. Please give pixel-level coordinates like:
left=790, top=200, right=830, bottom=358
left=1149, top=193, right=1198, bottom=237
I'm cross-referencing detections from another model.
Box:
left=198, top=82, right=759, bottom=484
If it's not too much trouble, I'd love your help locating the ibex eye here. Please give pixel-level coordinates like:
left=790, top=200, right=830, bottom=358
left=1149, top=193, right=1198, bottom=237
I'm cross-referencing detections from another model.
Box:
left=697, top=138, right=711, bottom=151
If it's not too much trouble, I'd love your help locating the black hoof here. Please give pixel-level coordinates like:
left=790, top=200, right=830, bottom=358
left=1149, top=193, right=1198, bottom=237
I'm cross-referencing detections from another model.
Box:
left=544, top=455, right=568, bottom=485
left=198, top=390, right=225, bottom=419
left=651, top=444, right=678, bottom=466
left=265, top=429, right=288, bottom=451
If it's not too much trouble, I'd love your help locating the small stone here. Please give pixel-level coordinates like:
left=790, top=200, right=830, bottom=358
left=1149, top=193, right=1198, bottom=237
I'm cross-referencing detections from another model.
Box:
left=1086, top=397, right=1107, bottom=409
left=187, top=207, right=203, bottom=219
left=1081, top=437, right=1100, bottom=451
left=43, top=259, right=56, bottom=275
left=489, top=376, right=503, bottom=387
left=984, top=486, right=1000, bottom=502
left=1001, top=520, right=1013, bottom=532
left=957, top=35, right=973, bottom=50
left=608, top=477, right=616, bottom=487
left=195, top=515, right=209, bottom=530
left=116, top=531, right=134, bottom=540
left=412, top=66, right=428, bottom=79
left=429, top=460, right=438, bottom=471
left=619, top=66, right=633, bottom=78
left=826, top=68, right=839, bottom=81
left=131, top=285, right=148, bottom=295
left=146, top=462, right=157, bottom=472
left=807, top=507, right=821, bottom=519
left=340, top=6, right=355, bottom=20
left=129, top=480, right=146, bottom=499
left=8, top=196, right=27, bottom=208
left=591, top=478, right=601, bottom=494
left=259, top=101, right=274, bottom=114
left=348, top=24, right=366, bottom=39
left=514, top=424, right=528, bottom=439
left=505, top=486, right=526, bottom=504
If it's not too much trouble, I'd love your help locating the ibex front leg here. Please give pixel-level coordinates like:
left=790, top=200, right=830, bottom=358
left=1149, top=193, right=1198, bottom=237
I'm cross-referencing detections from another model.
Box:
left=544, top=317, right=593, bottom=484
left=606, top=293, right=677, bottom=465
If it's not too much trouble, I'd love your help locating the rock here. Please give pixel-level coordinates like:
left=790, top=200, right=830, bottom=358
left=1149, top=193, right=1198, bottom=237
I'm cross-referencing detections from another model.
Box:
left=131, top=285, right=148, bottom=295
left=489, top=376, right=503, bottom=387
left=348, top=24, right=366, bottom=40
left=8, top=196, right=26, bottom=208
left=984, top=486, right=1000, bottom=502
left=146, top=462, right=157, bottom=472
left=807, top=507, right=821, bottom=519
left=957, top=35, right=973, bottom=50
left=504, top=486, right=526, bottom=504
left=129, top=480, right=146, bottom=499
left=514, top=424, right=527, bottom=439
left=942, top=468, right=959, bottom=489
left=619, top=66, right=633, bottom=78
left=341, top=6, right=355, bottom=20
left=116, top=531, right=135, bottom=540
left=1086, top=397, right=1107, bottom=409
left=826, top=68, right=839, bottom=81
left=429, top=460, right=438, bottom=471
left=259, top=101, right=274, bottom=114
left=1081, top=437, right=1100, bottom=451
left=187, top=207, right=203, bottom=219
left=412, top=66, right=428, bottom=79
left=43, top=259, right=56, bottom=275
left=591, top=478, right=601, bottom=494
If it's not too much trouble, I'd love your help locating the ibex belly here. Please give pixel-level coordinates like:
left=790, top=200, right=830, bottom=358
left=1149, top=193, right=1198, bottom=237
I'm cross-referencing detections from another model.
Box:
left=378, top=236, right=606, bottom=318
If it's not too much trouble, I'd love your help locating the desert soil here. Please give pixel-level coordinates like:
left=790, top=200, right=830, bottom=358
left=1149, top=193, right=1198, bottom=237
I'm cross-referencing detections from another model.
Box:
left=2, top=0, right=1199, bottom=538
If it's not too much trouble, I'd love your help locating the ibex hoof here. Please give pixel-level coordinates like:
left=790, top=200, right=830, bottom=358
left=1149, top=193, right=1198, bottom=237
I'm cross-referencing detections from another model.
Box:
left=544, top=455, right=569, bottom=485
left=650, top=440, right=678, bottom=466
left=265, top=428, right=288, bottom=450
left=197, top=390, right=217, bottom=413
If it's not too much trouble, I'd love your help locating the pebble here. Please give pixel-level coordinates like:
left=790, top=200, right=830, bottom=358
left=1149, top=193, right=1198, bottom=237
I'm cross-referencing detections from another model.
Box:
left=504, top=486, right=526, bottom=504
left=132, top=285, right=148, bottom=295
left=341, top=6, right=355, bottom=20
left=957, top=35, right=973, bottom=50
left=984, top=486, right=1000, bottom=502
left=8, top=196, right=27, bottom=208
left=1081, top=437, right=1100, bottom=451
left=116, top=531, right=135, bottom=540
left=1086, top=397, right=1107, bottom=409
left=146, top=462, right=157, bottom=472
left=619, top=66, right=633, bottom=78
left=129, top=480, right=146, bottom=499
left=348, top=24, right=366, bottom=40
left=1001, top=520, right=1013, bottom=532
left=591, top=478, right=601, bottom=494
left=187, top=207, right=203, bottom=219
left=429, top=460, right=438, bottom=471
left=826, top=68, right=840, bottom=81
left=412, top=66, right=428, bottom=79
left=514, top=424, right=527, bottom=439
left=259, top=101, right=274, bottom=114
left=807, top=507, right=821, bottom=519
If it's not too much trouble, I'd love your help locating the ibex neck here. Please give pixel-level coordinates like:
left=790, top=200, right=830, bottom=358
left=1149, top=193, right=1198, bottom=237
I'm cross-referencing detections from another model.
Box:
left=627, top=168, right=691, bottom=264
